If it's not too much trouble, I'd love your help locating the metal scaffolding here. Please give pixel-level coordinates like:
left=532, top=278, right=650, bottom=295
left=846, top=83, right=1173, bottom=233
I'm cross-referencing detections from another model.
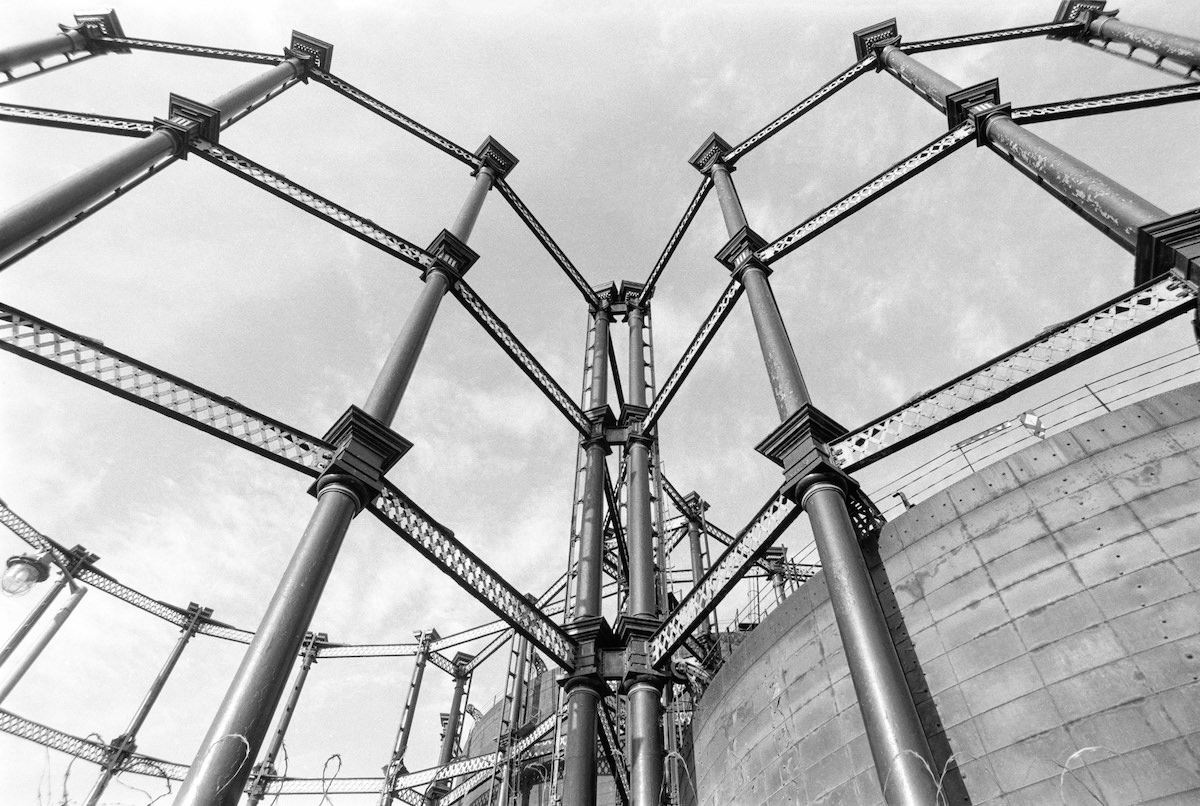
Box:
left=0, top=2, right=1198, bottom=805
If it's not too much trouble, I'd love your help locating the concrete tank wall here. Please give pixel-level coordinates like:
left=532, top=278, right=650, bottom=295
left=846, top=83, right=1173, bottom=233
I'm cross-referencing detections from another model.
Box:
left=688, top=384, right=1200, bottom=805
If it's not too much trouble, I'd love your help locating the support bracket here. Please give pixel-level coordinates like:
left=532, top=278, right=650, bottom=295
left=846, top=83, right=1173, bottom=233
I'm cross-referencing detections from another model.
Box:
left=851, top=18, right=902, bottom=69
left=1136, top=207, right=1200, bottom=286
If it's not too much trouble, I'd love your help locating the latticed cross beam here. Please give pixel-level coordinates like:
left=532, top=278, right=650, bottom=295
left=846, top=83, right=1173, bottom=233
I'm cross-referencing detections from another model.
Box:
left=90, top=34, right=281, bottom=65
left=0, top=103, right=153, bottom=137
left=450, top=279, right=592, bottom=436
left=494, top=179, right=601, bottom=309
left=370, top=483, right=577, bottom=670
left=191, top=139, right=436, bottom=272
left=900, top=20, right=1084, bottom=54
left=1011, top=82, right=1200, bottom=124
left=0, top=302, right=336, bottom=475
left=637, top=176, right=712, bottom=303
left=642, top=279, right=743, bottom=432
left=648, top=487, right=801, bottom=667
left=830, top=274, right=1197, bottom=471
left=757, top=122, right=976, bottom=265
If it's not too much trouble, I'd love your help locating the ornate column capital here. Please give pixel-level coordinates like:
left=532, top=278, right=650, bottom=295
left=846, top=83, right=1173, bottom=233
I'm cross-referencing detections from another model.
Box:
left=474, top=135, right=518, bottom=179
left=422, top=229, right=479, bottom=282
left=70, top=10, right=130, bottom=53
left=310, top=405, right=413, bottom=509
left=1049, top=1, right=1110, bottom=39
left=687, top=132, right=734, bottom=174
left=284, top=31, right=334, bottom=76
left=851, top=18, right=901, bottom=68
left=154, top=95, right=222, bottom=156
left=1136, top=207, right=1200, bottom=285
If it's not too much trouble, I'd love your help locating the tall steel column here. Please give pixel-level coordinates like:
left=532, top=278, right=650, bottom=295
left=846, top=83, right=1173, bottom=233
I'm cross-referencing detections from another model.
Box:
left=0, top=545, right=94, bottom=669
left=246, top=632, right=326, bottom=806
left=428, top=652, right=475, bottom=801
left=1068, top=3, right=1200, bottom=71
left=495, top=635, right=529, bottom=806
left=380, top=629, right=437, bottom=806
left=0, top=25, right=87, bottom=75
left=861, top=25, right=1168, bottom=251
left=690, top=134, right=939, bottom=806
left=85, top=603, right=210, bottom=806
left=175, top=139, right=512, bottom=806
left=562, top=286, right=616, bottom=806
left=0, top=41, right=316, bottom=268
left=623, top=294, right=665, bottom=806
left=0, top=583, right=87, bottom=705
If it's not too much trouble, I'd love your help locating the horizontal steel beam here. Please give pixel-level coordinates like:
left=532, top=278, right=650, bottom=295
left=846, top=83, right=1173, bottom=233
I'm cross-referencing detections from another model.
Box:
left=900, top=20, right=1082, bottom=54
left=0, top=708, right=189, bottom=781
left=311, top=69, right=483, bottom=169
left=649, top=488, right=802, bottom=667
left=758, top=122, right=975, bottom=265
left=831, top=274, right=1196, bottom=471
left=642, top=279, right=744, bottom=432
left=429, top=713, right=558, bottom=803
left=0, top=103, right=153, bottom=137
left=90, top=35, right=281, bottom=64
left=725, top=58, right=874, bottom=163
left=0, top=302, right=336, bottom=475
left=493, top=179, right=600, bottom=308
left=370, top=482, right=576, bottom=670
left=450, top=279, right=592, bottom=436
left=1011, top=81, right=1200, bottom=124
left=638, top=176, right=712, bottom=303
left=191, top=139, right=435, bottom=272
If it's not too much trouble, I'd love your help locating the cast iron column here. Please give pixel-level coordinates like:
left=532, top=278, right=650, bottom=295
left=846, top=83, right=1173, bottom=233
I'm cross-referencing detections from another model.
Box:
left=0, top=545, right=94, bottom=669
left=623, top=290, right=665, bottom=806
left=85, top=604, right=210, bottom=806
left=175, top=139, right=512, bottom=806
left=380, top=629, right=437, bottom=806
left=862, top=26, right=1168, bottom=251
left=246, top=632, right=325, bottom=806
left=561, top=285, right=617, bottom=806
left=0, top=583, right=87, bottom=704
left=1075, top=6, right=1200, bottom=71
left=495, top=635, right=529, bottom=806
left=0, top=25, right=87, bottom=75
left=0, top=41, right=318, bottom=268
left=690, top=134, right=939, bottom=806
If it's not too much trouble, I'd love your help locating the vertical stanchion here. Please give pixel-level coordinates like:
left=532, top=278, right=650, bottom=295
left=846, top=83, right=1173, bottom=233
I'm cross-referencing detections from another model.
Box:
left=175, top=138, right=514, bottom=806
left=379, top=629, right=437, bottom=806
left=688, top=131, right=939, bottom=806
left=85, top=603, right=212, bottom=806
left=246, top=632, right=327, bottom=806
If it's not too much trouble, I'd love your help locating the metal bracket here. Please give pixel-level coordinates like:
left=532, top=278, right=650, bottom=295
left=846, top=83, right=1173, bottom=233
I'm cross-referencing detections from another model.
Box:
left=285, top=31, right=334, bottom=74
left=153, top=94, right=221, bottom=158
left=945, top=78, right=1001, bottom=129
left=423, top=229, right=479, bottom=282
left=1049, top=1, right=1108, bottom=38
left=851, top=18, right=902, bottom=69
left=687, top=132, right=733, bottom=174
left=475, top=135, right=518, bottom=179
left=310, top=405, right=412, bottom=507
left=1136, top=207, right=1200, bottom=286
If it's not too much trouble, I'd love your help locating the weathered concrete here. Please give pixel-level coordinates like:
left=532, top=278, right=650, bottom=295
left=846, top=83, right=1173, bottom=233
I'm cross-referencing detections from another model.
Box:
left=689, top=383, right=1200, bottom=805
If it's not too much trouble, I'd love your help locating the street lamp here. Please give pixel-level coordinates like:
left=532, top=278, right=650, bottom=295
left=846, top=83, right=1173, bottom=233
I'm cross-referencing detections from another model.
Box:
left=2, top=553, right=51, bottom=596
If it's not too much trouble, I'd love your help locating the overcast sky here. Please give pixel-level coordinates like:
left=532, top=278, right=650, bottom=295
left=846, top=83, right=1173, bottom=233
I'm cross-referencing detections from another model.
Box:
left=2, top=0, right=1199, bottom=803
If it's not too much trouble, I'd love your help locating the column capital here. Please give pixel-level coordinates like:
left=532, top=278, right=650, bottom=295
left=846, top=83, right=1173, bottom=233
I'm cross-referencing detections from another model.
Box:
left=309, top=405, right=413, bottom=508
left=153, top=94, right=221, bottom=157
left=591, top=281, right=619, bottom=315
left=616, top=280, right=649, bottom=316
left=422, top=229, right=479, bottom=282
left=755, top=404, right=852, bottom=494
left=851, top=18, right=901, bottom=68
left=616, top=614, right=669, bottom=690
left=1049, top=1, right=1109, bottom=38
left=584, top=405, right=617, bottom=450
left=450, top=651, right=476, bottom=678
left=561, top=616, right=618, bottom=686
left=715, top=225, right=768, bottom=272
left=945, top=78, right=1013, bottom=144
left=284, top=31, right=333, bottom=75
left=475, top=136, right=518, bottom=179
left=687, top=132, right=734, bottom=174
left=682, top=491, right=709, bottom=513
left=1136, top=207, right=1200, bottom=285
left=70, top=10, right=130, bottom=53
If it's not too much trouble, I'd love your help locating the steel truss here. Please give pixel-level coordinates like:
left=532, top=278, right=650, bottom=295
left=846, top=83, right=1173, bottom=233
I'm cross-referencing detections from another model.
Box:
left=1, top=7, right=1198, bottom=804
